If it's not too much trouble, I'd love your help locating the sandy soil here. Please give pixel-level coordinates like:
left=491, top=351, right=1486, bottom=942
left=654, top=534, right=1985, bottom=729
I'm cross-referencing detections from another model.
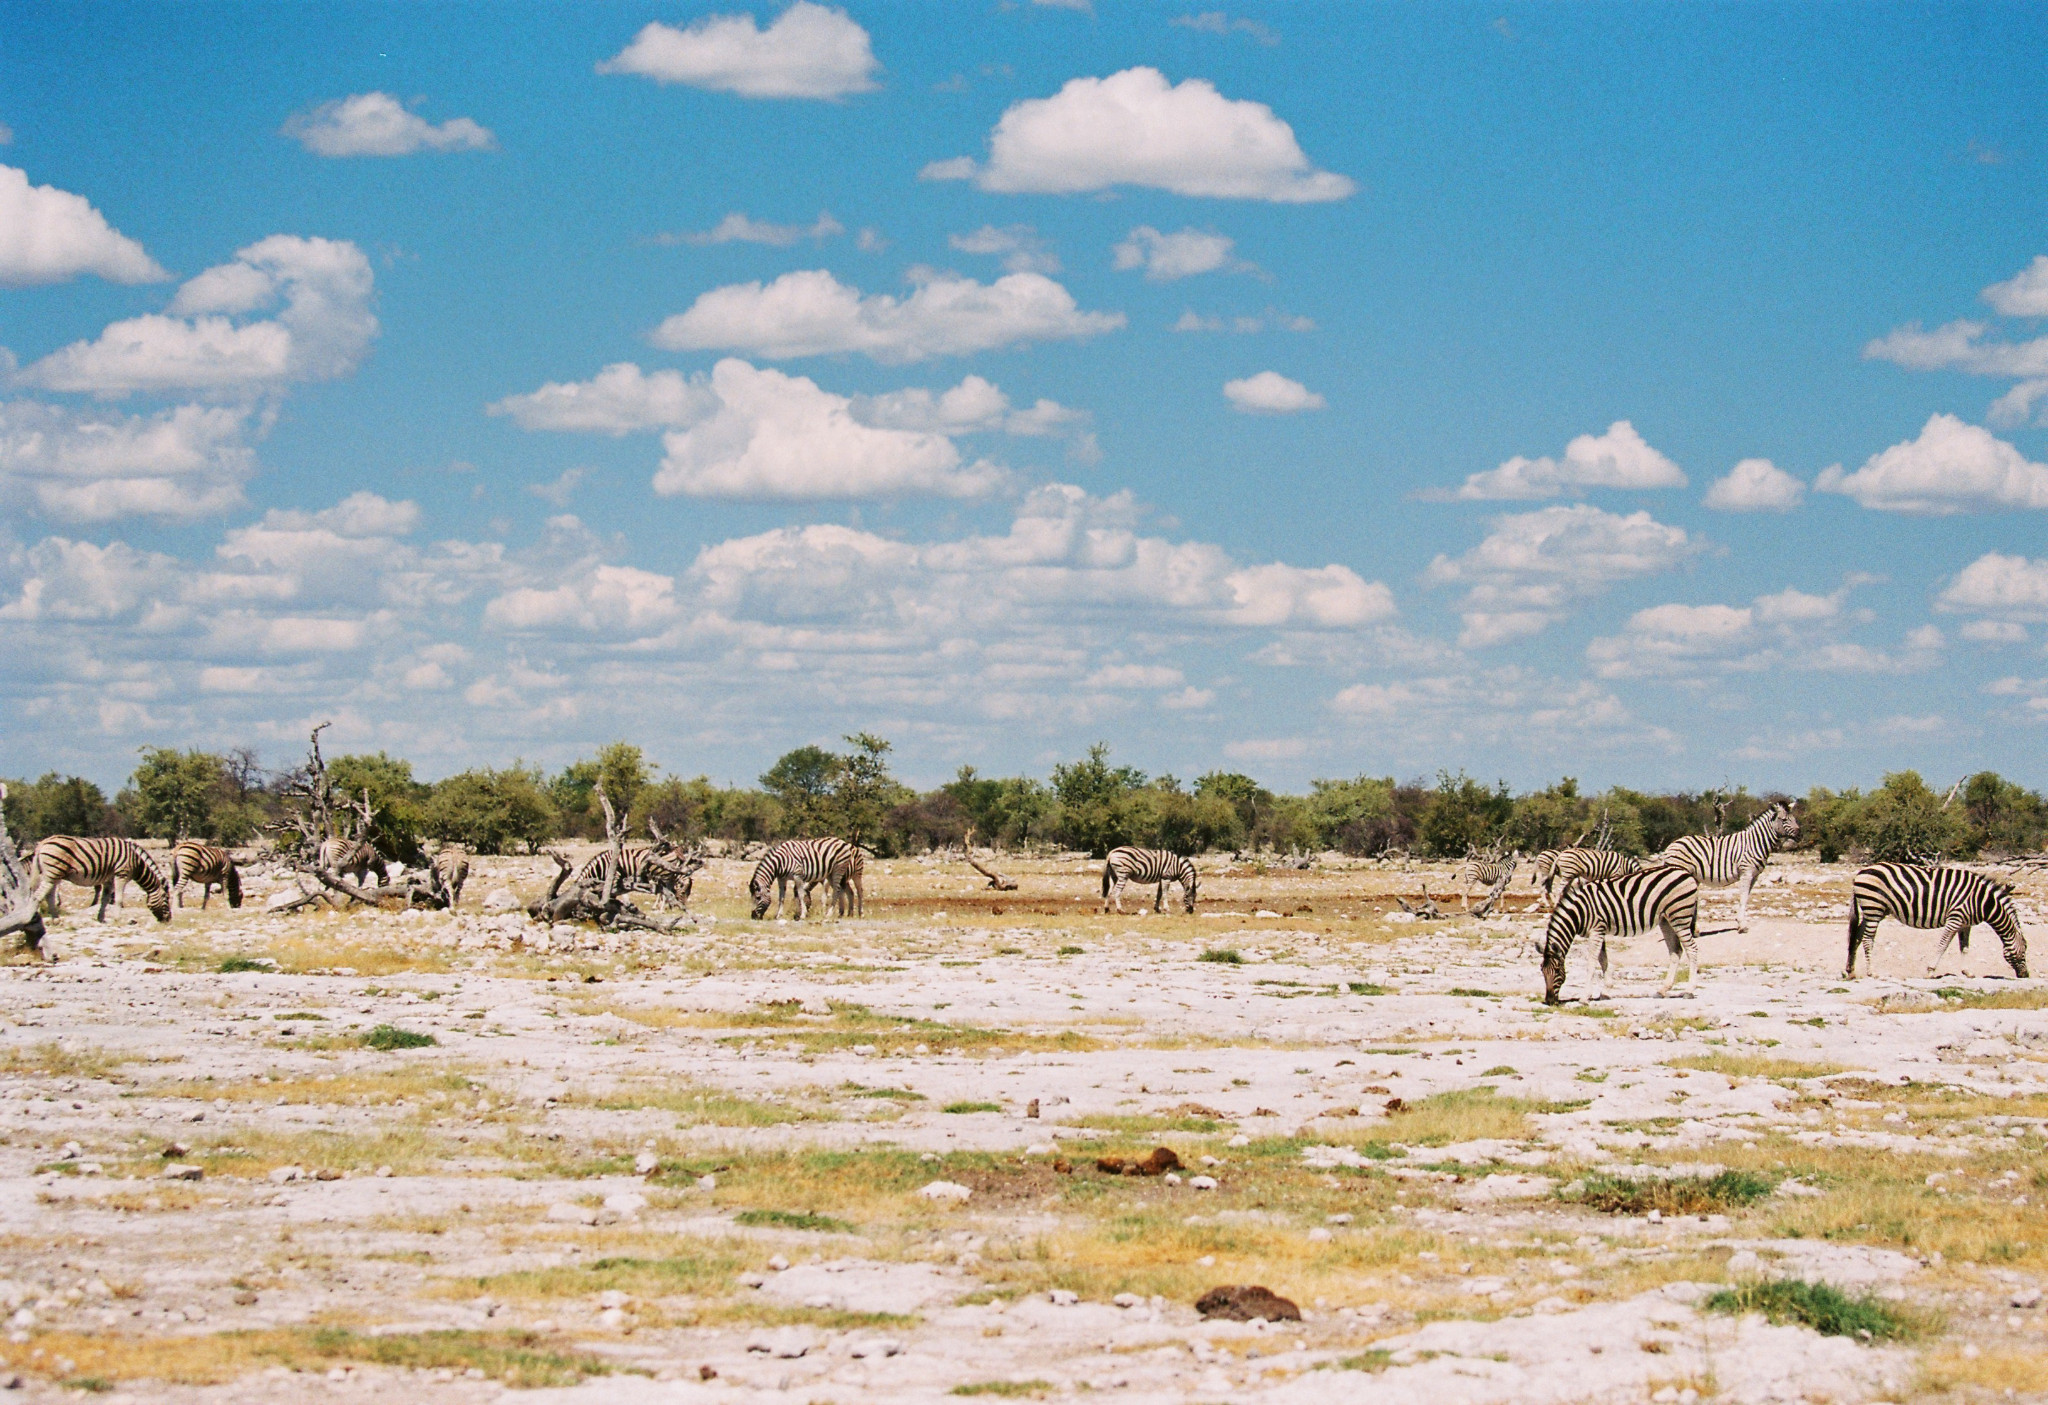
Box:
left=1, top=852, right=2044, bottom=1403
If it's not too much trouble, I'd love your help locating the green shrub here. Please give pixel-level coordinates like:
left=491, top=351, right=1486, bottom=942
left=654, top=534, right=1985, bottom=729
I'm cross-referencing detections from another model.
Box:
left=362, top=1025, right=436, bottom=1051
left=732, top=1208, right=854, bottom=1233
left=1567, top=1168, right=1776, bottom=1215
left=1198, top=948, right=1243, bottom=964
left=942, top=1100, right=1002, bottom=1114
left=1704, top=1279, right=1923, bottom=1341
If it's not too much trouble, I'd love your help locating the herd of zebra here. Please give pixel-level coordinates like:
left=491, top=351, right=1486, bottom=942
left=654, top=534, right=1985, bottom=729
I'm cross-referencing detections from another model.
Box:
left=14, top=815, right=2036, bottom=998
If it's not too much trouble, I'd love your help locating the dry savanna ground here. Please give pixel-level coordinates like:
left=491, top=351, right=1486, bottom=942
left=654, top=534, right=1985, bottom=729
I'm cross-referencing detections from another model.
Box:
left=2, top=850, right=2046, bottom=1404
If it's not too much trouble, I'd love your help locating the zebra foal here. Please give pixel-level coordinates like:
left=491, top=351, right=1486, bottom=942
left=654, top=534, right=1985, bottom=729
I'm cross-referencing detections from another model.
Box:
left=169, top=841, right=242, bottom=909
left=1653, top=802, right=1798, bottom=932
left=1537, top=866, right=1701, bottom=1004
left=31, top=836, right=172, bottom=924
left=1100, top=846, right=1198, bottom=913
left=1845, top=863, right=2029, bottom=979
left=750, top=838, right=864, bottom=920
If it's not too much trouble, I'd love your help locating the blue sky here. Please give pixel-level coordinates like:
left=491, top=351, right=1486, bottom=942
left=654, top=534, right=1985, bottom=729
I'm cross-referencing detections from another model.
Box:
left=4, top=1, right=2047, bottom=792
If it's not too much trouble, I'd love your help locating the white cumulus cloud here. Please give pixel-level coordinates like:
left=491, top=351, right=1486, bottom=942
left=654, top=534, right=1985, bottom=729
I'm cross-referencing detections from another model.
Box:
left=1816, top=413, right=2048, bottom=513
left=1983, top=254, right=2048, bottom=317
left=282, top=92, right=494, bottom=157
left=486, top=564, right=682, bottom=635
left=0, top=164, right=166, bottom=286
left=922, top=67, right=1353, bottom=202
left=1938, top=552, right=2048, bottom=622
left=0, top=400, right=258, bottom=522
left=949, top=225, right=1060, bottom=275
left=17, top=234, right=376, bottom=396
left=1426, top=504, right=1701, bottom=647
left=489, top=363, right=718, bottom=435
left=597, top=2, right=879, bottom=99
left=652, top=358, right=1001, bottom=500
left=1703, top=457, right=1805, bottom=511
left=651, top=267, right=1123, bottom=363
left=852, top=373, right=1088, bottom=442
left=659, top=211, right=843, bottom=247
left=1222, top=371, right=1323, bottom=413
left=1450, top=420, right=1685, bottom=500
left=1112, top=226, right=1248, bottom=281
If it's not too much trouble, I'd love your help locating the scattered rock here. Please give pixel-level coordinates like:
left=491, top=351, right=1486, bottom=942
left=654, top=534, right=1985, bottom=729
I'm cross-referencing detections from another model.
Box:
left=313, top=1168, right=342, bottom=1181
left=1113, top=1292, right=1143, bottom=1308
left=163, top=1141, right=190, bottom=1158
left=482, top=888, right=521, bottom=913
left=546, top=1202, right=598, bottom=1225
left=603, top=1192, right=648, bottom=1219
left=1384, top=1097, right=1406, bottom=1113
left=1048, top=1289, right=1079, bottom=1305
left=1026, top=1098, right=1040, bottom=1118
left=1189, top=1175, right=1218, bottom=1191
left=768, top=1255, right=790, bottom=1272
left=746, top=1326, right=818, bottom=1358
left=2013, top=1288, right=2043, bottom=1309
left=848, top=1337, right=902, bottom=1358
left=1094, top=1147, right=1182, bottom=1177
left=917, top=1180, right=972, bottom=1203
left=634, top=1151, right=659, bottom=1176
left=268, top=1166, right=302, bottom=1185
left=1196, top=1284, right=1301, bottom=1322
left=58, top=1141, right=81, bottom=1160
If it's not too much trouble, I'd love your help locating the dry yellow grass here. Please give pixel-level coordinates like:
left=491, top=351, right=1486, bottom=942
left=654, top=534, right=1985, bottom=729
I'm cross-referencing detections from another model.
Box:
left=1664, top=1053, right=1857, bottom=1080
left=150, top=1066, right=473, bottom=1107
left=1917, top=1345, right=2048, bottom=1394
left=0, top=1041, right=139, bottom=1078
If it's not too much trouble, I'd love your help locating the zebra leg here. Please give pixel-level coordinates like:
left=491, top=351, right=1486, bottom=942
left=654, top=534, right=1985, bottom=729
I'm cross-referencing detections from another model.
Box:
left=1655, top=918, right=1681, bottom=993
left=95, top=883, right=113, bottom=922
left=1930, top=916, right=1966, bottom=976
left=1844, top=907, right=1865, bottom=980
left=1735, top=867, right=1758, bottom=932
left=1154, top=880, right=1165, bottom=913
left=1591, top=934, right=1610, bottom=1001
left=1109, top=877, right=1126, bottom=914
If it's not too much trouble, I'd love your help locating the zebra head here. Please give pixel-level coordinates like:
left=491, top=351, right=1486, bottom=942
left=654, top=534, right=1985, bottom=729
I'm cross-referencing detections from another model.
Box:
left=1536, top=891, right=1582, bottom=1005
left=141, top=860, right=172, bottom=923
left=748, top=862, right=774, bottom=919
left=1180, top=859, right=1198, bottom=912
left=1767, top=802, right=1798, bottom=839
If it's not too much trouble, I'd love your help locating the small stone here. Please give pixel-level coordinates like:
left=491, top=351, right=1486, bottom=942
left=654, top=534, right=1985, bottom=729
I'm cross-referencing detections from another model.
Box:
left=1048, top=1289, right=1079, bottom=1305
left=1163, top=1172, right=1182, bottom=1185
left=1647, top=1209, right=1663, bottom=1223
left=1196, top=1285, right=1302, bottom=1322
left=268, top=1166, right=302, bottom=1185
left=375, top=1165, right=393, bottom=1178
left=546, top=1202, right=598, bottom=1225
left=848, top=1337, right=902, bottom=1358
left=768, top=1254, right=790, bottom=1272
left=185, top=1110, right=205, bottom=1123
left=738, top=1272, right=767, bottom=1288
left=1307, top=1227, right=1332, bottom=1242
left=77, top=1162, right=102, bottom=1177
left=164, top=1141, right=190, bottom=1158
left=1189, top=1175, right=1218, bottom=1191
left=1025, top=1143, right=1056, bottom=1156
left=602, top=1192, right=648, bottom=1219
left=482, top=888, right=521, bottom=913
left=697, top=1174, right=717, bottom=1191
left=1227, top=1134, right=1249, bottom=1148
left=917, top=1180, right=972, bottom=1203
left=1113, top=1292, right=1143, bottom=1309
left=746, top=1326, right=818, bottom=1358
left=1327, top=1213, right=1353, bottom=1224
left=163, top=1164, right=203, bottom=1181
left=1026, top=1098, right=1040, bottom=1118
left=634, top=1151, right=659, bottom=1175
left=326, top=1366, right=349, bottom=1382
left=2013, top=1288, right=2043, bottom=1309
left=233, top=1290, right=258, bottom=1306
left=59, top=1141, right=81, bottom=1160
left=597, top=1307, right=627, bottom=1328
left=313, top=1168, right=342, bottom=1181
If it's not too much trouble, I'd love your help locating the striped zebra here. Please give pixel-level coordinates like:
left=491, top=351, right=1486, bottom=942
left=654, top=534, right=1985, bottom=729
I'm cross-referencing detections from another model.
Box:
left=1537, top=866, right=1701, bottom=1004
left=317, top=837, right=385, bottom=887
left=750, top=838, right=864, bottom=920
left=1653, top=802, right=1799, bottom=932
left=1457, top=849, right=1519, bottom=911
left=1531, top=848, right=1643, bottom=906
left=31, top=836, right=172, bottom=924
left=1100, top=846, right=1199, bottom=914
left=574, top=845, right=693, bottom=907
left=169, top=841, right=242, bottom=910
left=431, top=851, right=469, bottom=906
left=1845, top=863, right=2030, bottom=979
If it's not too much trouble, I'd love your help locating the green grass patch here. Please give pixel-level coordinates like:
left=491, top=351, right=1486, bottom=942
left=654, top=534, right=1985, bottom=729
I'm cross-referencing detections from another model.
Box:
left=361, top=1025, right=436, bottom=1050
left=1057, top=946, right=1084, bottom=956
left=840, top=1083, right=925, bottom=1101
left=1064, top=1112, right=1225, bottom=1135
left=273, top=1011, right=326, bottom=1021
left=1198, top=949, right=1244, bottom=964
left=1335, top=1349, right=1395, bottom=1372
left=943, top=1101, right=1003, bottom=1114
left=951, top=1382, right=1052, bottom=1397
left=280, top=1328, right=617, bottom=1387
left=217, top=956, right=272, bottom=974
left=1566, top=1169, right=1777, bottom=1216
left=733, top=1209, right=856, bottom=1234
left=1703, top=1279, right=1925, bottom=1341
left=1666, top=1053, right=1853, bottom=1080
left=1481, top=1065, right=1517, bottom=1077
left=1447, top=987, right=1496, bottom=998
left=1347, top=982, right=1387, bottom=995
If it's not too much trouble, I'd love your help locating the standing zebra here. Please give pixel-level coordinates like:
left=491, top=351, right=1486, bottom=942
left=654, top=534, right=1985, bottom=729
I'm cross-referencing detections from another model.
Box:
left=750, top=838, right=864, bottom=920
left=1100, top=846, right=1199, bottom=914
left=1537, top=866, right=1701, bottom=1003
left=1531, top=848, right=1642, bottom=906
left=168, top=841, right=242, bottom=909
left=574, top=845, right=695, bottom=907
left=1845, top=863, right=2029, bottom=979
left=430, top=851, right=469, bottom=906
left=1457, top=849, right=1519, bottom=910
left=31, top=837, right=172, bottom=924
left=316, top=836, right=385, bottom=888
left=1653, top=802, right=1798, bottom=932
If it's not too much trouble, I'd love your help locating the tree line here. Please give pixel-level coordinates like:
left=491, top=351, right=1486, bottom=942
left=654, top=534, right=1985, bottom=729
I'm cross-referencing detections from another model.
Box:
left=5, top=737, right=2044, bottom=864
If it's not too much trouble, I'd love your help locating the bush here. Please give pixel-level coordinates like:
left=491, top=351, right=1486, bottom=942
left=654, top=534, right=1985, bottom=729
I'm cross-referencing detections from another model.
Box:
left=362, top=1025, right=436, bottom=1050
left=122, top=748, right=260, bottom=842
left=1704, top=1279, right=1923, bottom=1341
left=1418, top=770, right=1513, bottom=859
left=1, top=773, right=120, bottom=844
left=1198, top=948, right=1244, bottom=964
left=423, top=767, right=556, bottom=854
left=1050, top=743, right=1147, bottom=857
left=329, top=752, right=428, bottom=863
left=1567, top=1168, right=1776, bottom=1215
left=1857, top=770, right=1967, bottom=861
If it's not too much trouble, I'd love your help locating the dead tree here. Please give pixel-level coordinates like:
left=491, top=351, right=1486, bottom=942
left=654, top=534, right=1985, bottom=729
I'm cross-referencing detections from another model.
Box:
left=1470, top=866, right=1519, bottom=919
left=959, top=831, right=1018, bottom=891
left=273, top=724, right=446, bottom=911
left=0, top=784, right=50, bottom=958
left=1395, top=882, right=1446, bottom=921
left=524, top=781, right=688, bottom=932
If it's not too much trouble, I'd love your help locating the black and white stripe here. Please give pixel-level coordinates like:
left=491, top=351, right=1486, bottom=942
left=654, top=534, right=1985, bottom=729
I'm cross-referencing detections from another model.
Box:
left=1531, top=848, right=1642, bottom=905
left=1457, top=850, right=1518, bottom=910
left=1538, top=865, right=1701, bottom=1003
left=1101, top=846, right=1199, bottom=914
left=31, top=836, right=171, bottom=923
left=169, top=841, right=242, bottom=910
left=1654, top=802, right=1798, bottom=931
left=317, top=837, right=385, bottom=887
left=574, top=845, right=691, bottom=907
left=431, top=851, right=469, bottom=906
left=1845, top=862, right=2030, bottom=979
left=750, top=838, right=864, bottom=920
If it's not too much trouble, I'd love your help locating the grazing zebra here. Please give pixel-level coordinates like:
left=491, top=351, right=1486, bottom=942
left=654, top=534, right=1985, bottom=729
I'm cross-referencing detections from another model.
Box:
left=750, top=838, right=864, bottom=920
left=1845, top=863, right=2030, bottom=979
left=1653, top=802, right=1798, bottom=932
left=31, top=836, right=172, bottom=924
left=1100, top=846, right=1199, bottom=914
left=430, top=851, right=469, bottom=905
left=169, top=841, right=242, bottom=910
left=1537, top=866, right=1701, bottom=1004
left=316, top=837, right=385, bottom=887
left=1457, top=849, right=1519, bottom=910
left=573, top=845, right=693, bottom=907
left=1531, top=848, right=1643, bottom=905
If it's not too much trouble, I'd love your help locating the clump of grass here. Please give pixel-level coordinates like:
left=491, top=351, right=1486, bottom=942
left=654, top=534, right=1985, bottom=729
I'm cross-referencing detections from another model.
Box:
left=1447, top=987, right=1495, bottom=998
left=361, top=1025, right=436, bottom=1051
left=1371, top=1087, right=1580, bottom=1147
left=944, top=1100, right=1003, bottom=1114
left=1925, top=986, right=2048, bottom=1012
left=0, top=1042, right=130, bottom=1079
left=1666, top=1053, right=1854, bottom=1080
left=1198, top=949, right=1244, bottom=965
left=1335, top=1349, right=1394, bottom=1372
left=1567, top=1169, right=1777, bottom=1216
left=1704, top=1279, right=1923, bottom=1341
left=840, top=1083, right=925, bottom=1101
left=733, top=1208, right=855, bottom=1233
left=1481, top=1065, right=1517, bottom=1077
left=218, top=956, right=271, bottom=973
left=951, top=1382, right=1051, bottom=1397
left=0, top=1327, right=616, bottom=1389
left=1347, top=982, right=1387, bottom=995
left=274, top=1011, right=326, bottom=1021
left=1057, top=945, right=1084, bottom=956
